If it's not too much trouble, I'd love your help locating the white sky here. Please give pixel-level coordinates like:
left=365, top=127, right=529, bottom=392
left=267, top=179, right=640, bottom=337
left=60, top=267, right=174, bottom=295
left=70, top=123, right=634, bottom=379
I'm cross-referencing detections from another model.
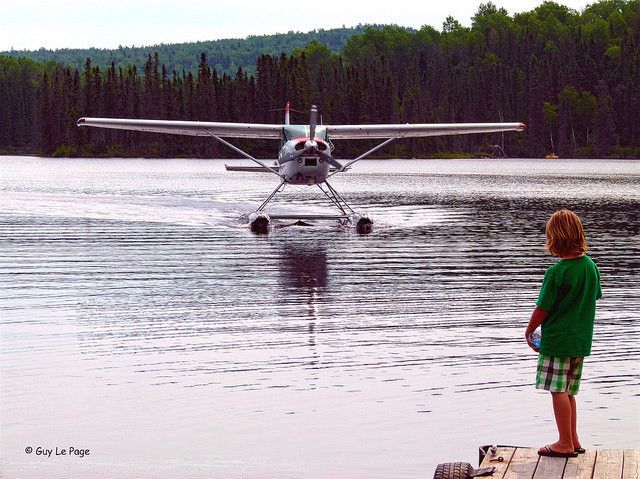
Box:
left=1, top=0, right=592, bottom=51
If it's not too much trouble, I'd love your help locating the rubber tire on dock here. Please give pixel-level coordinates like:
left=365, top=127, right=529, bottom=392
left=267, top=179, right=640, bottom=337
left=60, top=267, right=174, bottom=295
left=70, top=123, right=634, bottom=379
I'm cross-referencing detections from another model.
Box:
left=433, top=462, right=473, bottom=479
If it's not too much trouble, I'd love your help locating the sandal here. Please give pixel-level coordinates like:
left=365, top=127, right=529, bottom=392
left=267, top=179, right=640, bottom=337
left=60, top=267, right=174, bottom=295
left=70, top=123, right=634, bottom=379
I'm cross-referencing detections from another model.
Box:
left=538, top=446, right=578, bottom=458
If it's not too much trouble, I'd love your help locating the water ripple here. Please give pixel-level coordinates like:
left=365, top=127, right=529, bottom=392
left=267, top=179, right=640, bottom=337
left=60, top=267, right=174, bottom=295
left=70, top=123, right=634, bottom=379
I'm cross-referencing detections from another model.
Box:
left=1, top=157, right=639, bottom=478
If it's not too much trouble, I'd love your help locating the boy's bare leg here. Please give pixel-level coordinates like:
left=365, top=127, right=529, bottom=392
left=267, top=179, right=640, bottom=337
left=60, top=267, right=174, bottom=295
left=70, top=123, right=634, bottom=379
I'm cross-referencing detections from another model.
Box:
left=569, top=394, right=581, bottom=450
left=539, top=392, right=574, bottom=453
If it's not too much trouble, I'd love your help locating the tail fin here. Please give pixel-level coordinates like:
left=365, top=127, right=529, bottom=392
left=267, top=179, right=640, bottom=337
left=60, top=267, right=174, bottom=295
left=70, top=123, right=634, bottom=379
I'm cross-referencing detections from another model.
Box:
left=284, top=101, right=290, bottom=125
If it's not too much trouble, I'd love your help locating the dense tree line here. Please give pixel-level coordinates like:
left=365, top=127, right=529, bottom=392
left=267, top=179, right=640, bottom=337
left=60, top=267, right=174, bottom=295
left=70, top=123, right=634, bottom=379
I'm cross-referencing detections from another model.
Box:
left=1, top=1, right=639, bottom=159
left=1, top=25, right=387, bottom=77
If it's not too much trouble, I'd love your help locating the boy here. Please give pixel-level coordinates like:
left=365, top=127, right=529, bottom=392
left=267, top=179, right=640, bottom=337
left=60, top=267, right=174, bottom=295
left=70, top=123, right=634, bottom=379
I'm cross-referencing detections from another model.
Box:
left=525, top=209, right=602, bottom=457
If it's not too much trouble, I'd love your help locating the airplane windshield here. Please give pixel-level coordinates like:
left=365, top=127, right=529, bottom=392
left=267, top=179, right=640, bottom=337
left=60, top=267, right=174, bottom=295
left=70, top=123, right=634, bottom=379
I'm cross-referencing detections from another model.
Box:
left=283, top=125, right=327, bottom=141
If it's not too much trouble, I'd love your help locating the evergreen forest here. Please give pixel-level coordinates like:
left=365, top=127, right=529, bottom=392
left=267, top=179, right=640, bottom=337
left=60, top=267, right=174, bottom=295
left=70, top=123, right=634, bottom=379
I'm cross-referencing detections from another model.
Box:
left=0, top=0, right=638, bottom=159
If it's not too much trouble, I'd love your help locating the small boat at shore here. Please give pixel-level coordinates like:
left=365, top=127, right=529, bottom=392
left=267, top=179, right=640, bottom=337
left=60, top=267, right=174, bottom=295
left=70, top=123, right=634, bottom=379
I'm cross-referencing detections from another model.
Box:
left=545, top=153, right=559, bottom=159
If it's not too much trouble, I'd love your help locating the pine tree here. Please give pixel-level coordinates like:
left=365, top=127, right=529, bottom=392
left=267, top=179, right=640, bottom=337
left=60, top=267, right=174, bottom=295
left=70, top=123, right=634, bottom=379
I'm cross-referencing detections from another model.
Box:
left=592, top=80, right=617, bottom=157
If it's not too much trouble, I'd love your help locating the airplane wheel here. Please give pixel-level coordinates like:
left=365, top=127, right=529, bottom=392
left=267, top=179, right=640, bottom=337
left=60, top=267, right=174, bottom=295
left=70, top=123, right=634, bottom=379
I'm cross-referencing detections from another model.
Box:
left=433, top=462, right=473, bottom=479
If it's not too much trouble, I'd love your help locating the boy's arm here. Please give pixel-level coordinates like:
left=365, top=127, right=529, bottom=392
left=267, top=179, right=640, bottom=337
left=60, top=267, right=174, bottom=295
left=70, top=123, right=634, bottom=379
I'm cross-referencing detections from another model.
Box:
left=525, top=306, right=549, bottom=352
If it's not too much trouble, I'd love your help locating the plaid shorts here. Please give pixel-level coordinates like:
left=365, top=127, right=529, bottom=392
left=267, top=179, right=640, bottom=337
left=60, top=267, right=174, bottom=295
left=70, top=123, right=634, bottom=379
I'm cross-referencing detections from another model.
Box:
left=536, top=354, right=584, bottom=395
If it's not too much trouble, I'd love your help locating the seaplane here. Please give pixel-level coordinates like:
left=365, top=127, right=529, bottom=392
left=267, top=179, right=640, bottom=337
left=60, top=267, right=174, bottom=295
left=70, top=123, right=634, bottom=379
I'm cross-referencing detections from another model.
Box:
left=77, top=103, right=525, bottom=233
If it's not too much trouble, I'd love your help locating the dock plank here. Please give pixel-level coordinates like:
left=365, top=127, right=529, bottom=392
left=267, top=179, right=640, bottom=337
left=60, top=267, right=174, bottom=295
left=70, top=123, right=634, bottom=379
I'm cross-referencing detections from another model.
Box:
left=503, top=447, right=539, bottom=479
left=564, top=450, right=597, bottom=479
left=623, top=449, right=640, bottom=479
left=459, top=446, right=638, bottom=479
left=478, top=446, right=516, bottom=479
left=593, top=449, right=624, bottom=479
left=533, top=455, right=566, bottom=479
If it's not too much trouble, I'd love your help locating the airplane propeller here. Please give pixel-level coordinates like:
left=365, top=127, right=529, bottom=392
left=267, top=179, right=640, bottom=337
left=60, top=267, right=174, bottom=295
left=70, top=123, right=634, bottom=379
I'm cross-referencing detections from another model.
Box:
left=289, top=105, right=343, bottom=170
left=309, top=105, right=317, bottom=142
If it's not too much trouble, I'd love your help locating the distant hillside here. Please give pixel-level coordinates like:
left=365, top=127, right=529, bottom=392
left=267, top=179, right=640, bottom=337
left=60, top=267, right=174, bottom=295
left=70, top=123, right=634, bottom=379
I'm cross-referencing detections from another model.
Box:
left=1, top=25, right=409, bottom=76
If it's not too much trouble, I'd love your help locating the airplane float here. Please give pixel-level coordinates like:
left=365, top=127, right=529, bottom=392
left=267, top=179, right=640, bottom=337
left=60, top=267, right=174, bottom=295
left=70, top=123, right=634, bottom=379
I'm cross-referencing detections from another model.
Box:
left=77, top=103, right=525, bottom=233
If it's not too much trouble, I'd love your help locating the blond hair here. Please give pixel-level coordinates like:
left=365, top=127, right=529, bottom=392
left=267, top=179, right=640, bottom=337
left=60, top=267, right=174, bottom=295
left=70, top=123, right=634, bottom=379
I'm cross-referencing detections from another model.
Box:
left=545, top=209, right=588, bottom=257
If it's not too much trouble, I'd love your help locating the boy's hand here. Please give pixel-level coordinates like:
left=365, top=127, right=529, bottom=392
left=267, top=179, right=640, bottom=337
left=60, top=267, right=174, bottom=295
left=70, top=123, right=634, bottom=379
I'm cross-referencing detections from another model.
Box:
left=525, top=306, right=548, bottom=353
left=525, top=333, right=540, bottom=353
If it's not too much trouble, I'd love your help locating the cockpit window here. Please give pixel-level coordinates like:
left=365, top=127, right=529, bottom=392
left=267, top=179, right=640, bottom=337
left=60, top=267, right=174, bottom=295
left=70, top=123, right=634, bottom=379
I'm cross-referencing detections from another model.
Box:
left=283, top=125, right=327, bottom=141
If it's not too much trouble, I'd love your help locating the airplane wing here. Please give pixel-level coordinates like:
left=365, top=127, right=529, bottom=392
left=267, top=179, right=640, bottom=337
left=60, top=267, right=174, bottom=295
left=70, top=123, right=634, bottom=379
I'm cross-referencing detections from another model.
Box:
left=77, top=118, right=524, bottom=140
left=326, top=123, right=525, bottom=139
left=77, top=118, right=283, bottom=139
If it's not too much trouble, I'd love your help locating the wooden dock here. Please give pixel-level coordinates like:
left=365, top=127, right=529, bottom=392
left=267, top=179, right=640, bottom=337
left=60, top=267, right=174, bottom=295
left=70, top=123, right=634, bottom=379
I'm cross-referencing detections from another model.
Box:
left=477, top=446, right=639, bottom=479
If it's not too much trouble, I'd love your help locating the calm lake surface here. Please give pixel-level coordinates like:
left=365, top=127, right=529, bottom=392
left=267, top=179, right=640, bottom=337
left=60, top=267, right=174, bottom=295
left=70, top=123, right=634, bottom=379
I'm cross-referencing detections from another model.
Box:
left=1, top=156, right=639, bottom=478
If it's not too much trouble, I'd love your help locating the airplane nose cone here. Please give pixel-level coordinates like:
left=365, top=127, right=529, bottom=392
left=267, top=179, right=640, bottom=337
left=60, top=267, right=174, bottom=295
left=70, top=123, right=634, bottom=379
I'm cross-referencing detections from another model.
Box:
left=305, top=140, right=317, bottom=150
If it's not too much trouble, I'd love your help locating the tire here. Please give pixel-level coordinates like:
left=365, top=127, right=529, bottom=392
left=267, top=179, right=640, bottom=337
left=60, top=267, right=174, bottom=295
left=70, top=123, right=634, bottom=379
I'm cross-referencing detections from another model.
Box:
left=433, top=462, right=473, bottom=479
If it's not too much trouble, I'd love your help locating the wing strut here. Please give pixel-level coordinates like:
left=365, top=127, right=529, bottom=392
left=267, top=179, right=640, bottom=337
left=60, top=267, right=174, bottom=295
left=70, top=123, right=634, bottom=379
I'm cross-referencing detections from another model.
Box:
left=205, top=131, right=283, bottom=178
left=329, top=135, right=403, bottom=177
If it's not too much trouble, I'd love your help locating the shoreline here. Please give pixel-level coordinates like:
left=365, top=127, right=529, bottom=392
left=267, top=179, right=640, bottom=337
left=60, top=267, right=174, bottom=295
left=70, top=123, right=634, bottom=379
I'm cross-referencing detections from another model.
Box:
left=2, top=153, right=640, bottom=161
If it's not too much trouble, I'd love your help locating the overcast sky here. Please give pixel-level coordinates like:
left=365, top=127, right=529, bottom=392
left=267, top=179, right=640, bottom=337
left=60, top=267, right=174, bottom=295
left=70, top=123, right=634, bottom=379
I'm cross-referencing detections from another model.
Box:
left=1, top=0, right=593, bottom=51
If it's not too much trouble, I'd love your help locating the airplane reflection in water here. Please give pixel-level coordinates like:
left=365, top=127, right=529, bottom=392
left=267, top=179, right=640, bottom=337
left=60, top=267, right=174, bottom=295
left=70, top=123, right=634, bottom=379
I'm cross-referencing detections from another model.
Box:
left=277, top=241, right=328, bottom=360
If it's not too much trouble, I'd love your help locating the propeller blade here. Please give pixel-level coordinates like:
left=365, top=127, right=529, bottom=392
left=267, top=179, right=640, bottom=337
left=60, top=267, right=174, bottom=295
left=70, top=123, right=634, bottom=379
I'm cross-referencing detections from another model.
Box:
left=319, top=151, right=343, bottom=171
left=309, top=105, right=318, bottom=141
left=290, top=144, right=343, bottom=171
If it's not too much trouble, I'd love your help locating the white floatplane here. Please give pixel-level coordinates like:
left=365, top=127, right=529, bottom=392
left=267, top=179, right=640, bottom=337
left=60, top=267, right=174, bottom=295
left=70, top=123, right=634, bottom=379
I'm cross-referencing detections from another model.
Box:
left=77, top=103, right=525, bottom=233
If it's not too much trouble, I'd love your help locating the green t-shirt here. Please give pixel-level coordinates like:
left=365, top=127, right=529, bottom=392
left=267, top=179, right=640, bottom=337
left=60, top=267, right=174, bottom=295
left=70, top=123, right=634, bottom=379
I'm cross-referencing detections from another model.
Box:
left=536, top=255, right=602, bottom=357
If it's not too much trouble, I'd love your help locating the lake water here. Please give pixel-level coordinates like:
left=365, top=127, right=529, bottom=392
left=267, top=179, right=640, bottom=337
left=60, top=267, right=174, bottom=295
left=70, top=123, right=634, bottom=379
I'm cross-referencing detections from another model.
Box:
left=1, top=156, right=639, bottom=478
